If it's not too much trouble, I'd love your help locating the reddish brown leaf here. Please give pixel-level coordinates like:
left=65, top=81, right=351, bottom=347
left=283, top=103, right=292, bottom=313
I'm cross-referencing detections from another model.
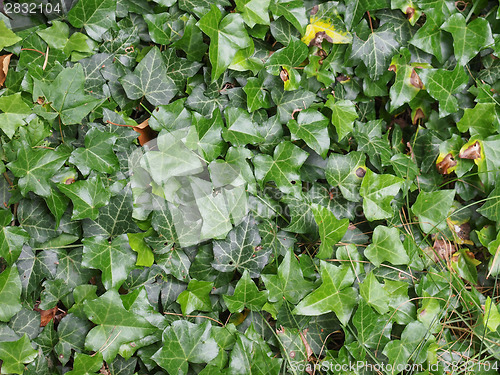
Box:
left=459, top=140, right=481, bottom=160
left=279, top=67, right=289, bottom=82
left=436, top=153, right=457, bottom=174
left=34, top=306, right=58, bottom=327
left=410, top=69, right=423, bottom=89
left=134, top=119, right=157, bottom=146
left=412, top=108, right=425, bottom=124
left=0, top=54, right=13, bottom=87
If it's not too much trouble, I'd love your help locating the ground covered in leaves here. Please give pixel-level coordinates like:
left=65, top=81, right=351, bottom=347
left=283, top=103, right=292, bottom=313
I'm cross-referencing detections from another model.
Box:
left=0, top=0, right=500, bottom=374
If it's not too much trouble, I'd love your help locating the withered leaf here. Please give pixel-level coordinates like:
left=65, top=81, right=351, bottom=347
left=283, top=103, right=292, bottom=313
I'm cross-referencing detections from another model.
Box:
left=0, top=54, right=12, bottom=87
left=432, top=238, right=456, bottom=261
left=436, top=153, right=457, bottom=174
left=410, top=69, right=423, bottom=89
left=134, top=118, right=157, bottom=146
left=459, top=141, right=481, bottom=160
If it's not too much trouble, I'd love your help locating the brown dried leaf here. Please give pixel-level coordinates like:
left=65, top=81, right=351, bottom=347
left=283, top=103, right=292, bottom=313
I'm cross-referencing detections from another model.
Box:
left=410, top=69, right=423, bottom=89
left=134, top=118, right=157, bottom=146
left=36, top=306, right=58, bottom=327
left=432, top=238, right=456, bottom=261
left=436, top=153, right=457, bottom=174
left=459, top=141, right=481, bottom=160
left=0, top=54, right=13, bottom=87
left=412, top=108, right=425, bottom=124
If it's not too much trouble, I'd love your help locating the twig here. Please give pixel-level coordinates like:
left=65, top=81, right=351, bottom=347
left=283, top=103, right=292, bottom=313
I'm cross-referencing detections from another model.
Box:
left=21, top=48, right=45, bottom=55
left=42, top=46, right=49, bottom=71
left=367, top=11, right=374, bottom=33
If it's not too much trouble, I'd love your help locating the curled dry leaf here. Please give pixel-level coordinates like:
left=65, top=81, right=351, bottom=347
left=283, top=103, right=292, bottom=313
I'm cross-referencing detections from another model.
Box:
left=0, top=54, right=12, bottom=87
left=459, top=140, right=481, bottom=160
left=436, top=153, right=457, bottom=174
left=33, top=305, right=58, bottom=327
left=410, top=69, right=423, bottom=89
left=432, top=238, right=456, bottom=261
left=412, top=108, right=425, bottom=124
left=134, top=118, right=157, bottom=146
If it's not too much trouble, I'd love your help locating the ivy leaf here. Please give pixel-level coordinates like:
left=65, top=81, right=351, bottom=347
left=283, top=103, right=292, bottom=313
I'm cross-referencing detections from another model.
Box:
left=359, top=271, right=390, bottom=315
left=293, top=261, right=357, bottom=325
left=325, top=97, right=358, bottom=142
left=176, top=279, right=213, bottom=315
left=364, top=226, right=409, bottom=267
left=82, top=235, right=137, bottom=291
left=350, top=26, right=399, bottom=80
left=69, top=128, right=119, bottom=176
left=8, top=142, right=69, bottom=197
left=197, top=5, right=251, bottom=81
left=456, top=103, right=497, bottom=138
left=353, top=299, right=392, bottom=350
left=265, top=38, right=308, bottom=75
left=0, top=21, right=22, bottom=50
left=0, top=266, right=22, bottom=322
left=65, top=352, right=103, bottom=375
left=262, top=249, right=314, bottom=304
left=409, top=9, right=449, bottom=63
left=144, top=13, right=183, bottom=45
left=287, top=109, right=330, bottom=158
left=0, top=334, right=38, bottom=374
left=172, top=16, right=208, bottom=61
left=326, top=151, right=366, bottom=202
left=212, top=216, right=270, bottom=278
left=0, top=211, right=30, bottom=265
left=388, top=50, right=423, bottom=110
left=478, top=184, right=500, bottom=223
left=382, top=321, right=429, bottom=370
left=344, top=0, right=390, bottom=29
left=271, top=88, right=317, bottom=124
left=417, top=65, right=468, bottom=117
left=163, top=48, right=202, bottom=92
left=84, top=290, right=159, bottom=361
left=0, top=93, right=32, bottom=138
left=67, top=0, right=117, bottom=41
left=120, top=47, right=177, bottom=106
left=359, top=169, right=403, bottom=221
left=152, top=320, right=219, bottom=375
left=243, top=74, right=272, bottom=112
left=312, top=204, right=349, bottom=259
left=127, top=231, right=155, bottom=267
left=411, top=190, right=455, bottom=234
left=223, top=270, right=268, bottom=312
left=253, top=141, right=309, bottom=196
left=235, top=0, right=271, bottom=28
left=441, top=13, right=494, bottom=66
left=269, top=0, right=308, bottom=34
left=58, top=174, right=111, bottom=221
left=223, top=107, right=265, bottom=146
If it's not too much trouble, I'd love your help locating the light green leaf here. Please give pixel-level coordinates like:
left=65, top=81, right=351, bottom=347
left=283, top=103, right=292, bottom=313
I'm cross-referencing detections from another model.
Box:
left=353, top=299, right=392, bottom=350
left=127, top=231, right=155, bottom=267
left=0, top=334, right=38, bottom=374
left=152, top=320, right=219, bottom=375
left=266, top=38, right=308, bottom=75
left=58, top=174, right=111, bottom=221
left=478, top=184, right=500, bottom=223
left=69, top=128, right=119, bottom=176
left=176, top=279, right=214, bottom=315
left=8, top=142, right=69, bottom=197
left=364, top=226, right=409, bottom=267
left=84, top=290, right=159, bottom=361
left=409, top=9, right=449, bottom=63
left=0, top=266, right=22, bottom=322
left=359, top=271, right=390, bottom=315
left=0, top=93, right=32, bottom=138
left=144, top=13, right=183, bottom=45
left=197, top=5, right=251, bottom=81
left=253, top=141, right=309, bottom=196
left=65, top=352, right=103, bottom=375
left=326, top=151, right=366, bottom=202
left=0, top=211, right=29, bottom=265
left=223, top=107, right=265, bottom=146
left=172, top=16, right=208, bottom=61
left=350, top=26, right=399, bottom=80
left=36, top=21, right=69, bottom=50
left=120, top=47, right=177, bottom=106
left=293, top=261, right=357, bottom=324
left=483, top=296, right=500, bottom=332
left=82, top=235, right=137, bottom=290
left=456, top=103, right=497, bottom=138
left=223, top=270, right=268, bottom=312
left=287, top=109, right=330, bottom=158
left=359, top=169, right=403, bottom=221
left=312, top=204, right=349, bottom=259
left=441, top=13, right=494, bottom=66
left=261, top=249, right=313, bottom=304
left=270, top=0, right=308, bottom=34
left=418, top=65, right=469, bottom=117
left=0, top=21, right=21, bottom=50
left=235, top=0, right=271, bottom=27
left=67, top=0, right=117, bottom=41
left=325, top=97, right=358, bottom=141
left=243, top=74, right=272, bottom=112
left=411, top=189, right=455, bottom=234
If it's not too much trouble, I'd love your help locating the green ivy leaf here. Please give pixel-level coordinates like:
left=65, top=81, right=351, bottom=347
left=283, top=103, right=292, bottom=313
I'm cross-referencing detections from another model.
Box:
left=152, top=320, right=219, bottom=375
left=8, top=142, right=69, bottom=197
left=326, top=151, right=366, bottom=202
left=359, top=169, right=403, bottom=221
left=441, top=13, right=494, bottom=66
left=269, top=0, right=308, bottom=34
left=364, top=226, right=409, bottom=267
left=0, top=211, right=30, bottom=265
left=82, top=235, right=137, bottom=290
left=287, top=109, right=330, bottom=158
left=253, top=141, right=309, bottom=196
left=411, top=189, right=455, bottom=234
left=325, top=97, right=358, bottom=142
left=478, top=184, right=500, bottom=223
left=120, top=47, right=177, bottom=106
left=409, top=9, right=449, bottom=63
left=293, top=261, right=357, bottom=324
left=223, top=270, right=268, bottom=312
left=0, top=93, right=32, bottom=138
left=359, top=271, right=390, bottom=315
left=456, top=103, right=497, bottom=138
left=67, top=0, right=117, bottom=41
left=176, top=279, right=214, bottom=315
left=197, top=5, right=251, bottom=81
left=353, top=299, right=392, bottom=349
left=418, top=65, right=468, bottom=117
left=0, top=334, right=38, bottom=374
left=65, top=352, right=103, bottom=375
left=223, top=107, right=265, bottom=146
left=312, top=203, right=349, bottom=259
left=266, top=38, right=308, bottom=75
left=0, top=266, right=22, bottom=322
left=58, top=174, right=111, bottom=221
left=235, top=0, right=271, bottom=27
left=350, top=25, right=399, bottom=80
left=172, top=16, right=208, bottom=61
left=243, top=74, right=272, bottom=112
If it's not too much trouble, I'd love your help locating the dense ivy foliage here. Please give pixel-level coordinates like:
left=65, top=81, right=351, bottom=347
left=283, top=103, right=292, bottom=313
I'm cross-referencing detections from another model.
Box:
left=0, top=0, right=500, bottom=374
